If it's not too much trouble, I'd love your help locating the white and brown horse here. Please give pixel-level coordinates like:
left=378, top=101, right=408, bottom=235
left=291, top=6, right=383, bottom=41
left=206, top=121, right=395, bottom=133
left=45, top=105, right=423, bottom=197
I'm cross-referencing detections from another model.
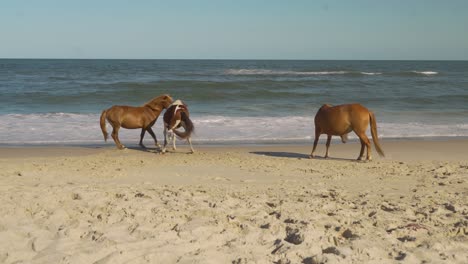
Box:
left=100, top=94, right=173, bottom=149
left=162, top=100, right=195, bottom=153
left=310, top=103, right=385, bottom=161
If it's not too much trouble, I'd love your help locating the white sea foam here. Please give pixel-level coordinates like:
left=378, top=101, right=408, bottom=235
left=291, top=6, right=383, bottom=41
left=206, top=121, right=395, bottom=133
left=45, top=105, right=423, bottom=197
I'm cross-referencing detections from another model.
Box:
left=1, top=113, right=467, bottom=145
left=412, top=71, right=438, bottom=75
left=225, top=69, right=349, bottom=75
left=227, top=69, right=440, bottom=76
left=361, top=72, right=382, bottom=75
left=225, top=69, right=384, bottom=76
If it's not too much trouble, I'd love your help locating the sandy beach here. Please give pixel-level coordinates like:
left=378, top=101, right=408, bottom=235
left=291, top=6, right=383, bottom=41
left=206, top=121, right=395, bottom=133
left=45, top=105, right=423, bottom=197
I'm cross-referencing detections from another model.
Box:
left=0, top=140, right=467, bottom=263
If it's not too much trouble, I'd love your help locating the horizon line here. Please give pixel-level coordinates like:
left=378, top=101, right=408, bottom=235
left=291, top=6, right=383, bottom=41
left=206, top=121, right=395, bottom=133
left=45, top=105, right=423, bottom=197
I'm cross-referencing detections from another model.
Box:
left=1, top=57, right=468, bottom=61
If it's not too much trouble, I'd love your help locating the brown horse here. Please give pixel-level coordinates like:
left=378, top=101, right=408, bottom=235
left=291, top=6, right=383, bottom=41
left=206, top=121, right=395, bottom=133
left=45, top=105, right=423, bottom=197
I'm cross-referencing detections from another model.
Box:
left=100, top=94, right=173, bottom=149
left=162, top=100, right=195, bottom=153
left=310, top=103, right=385, bottom=161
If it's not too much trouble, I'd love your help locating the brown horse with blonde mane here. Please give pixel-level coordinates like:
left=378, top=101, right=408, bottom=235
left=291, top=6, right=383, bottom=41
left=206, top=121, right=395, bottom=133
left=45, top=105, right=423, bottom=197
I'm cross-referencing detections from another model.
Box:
left=310, top=103, right=385, bottom=161
left=100, top=94, right=173, bottom=149
left=162, top=99, right=195, bottom=153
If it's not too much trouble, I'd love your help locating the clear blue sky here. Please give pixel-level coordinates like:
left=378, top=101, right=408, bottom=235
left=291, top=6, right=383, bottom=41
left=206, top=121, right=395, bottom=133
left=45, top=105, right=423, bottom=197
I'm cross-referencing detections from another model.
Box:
left=1, top=0, right=467, bottom=60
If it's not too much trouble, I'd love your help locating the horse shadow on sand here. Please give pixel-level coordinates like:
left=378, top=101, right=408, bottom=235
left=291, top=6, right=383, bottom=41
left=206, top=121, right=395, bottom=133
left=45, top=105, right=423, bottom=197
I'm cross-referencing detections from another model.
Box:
left=126, top=146, right=161, bottom=154
left=126, top=146, right=194, bottom=155
left=250, top=151, right=358, bottom=162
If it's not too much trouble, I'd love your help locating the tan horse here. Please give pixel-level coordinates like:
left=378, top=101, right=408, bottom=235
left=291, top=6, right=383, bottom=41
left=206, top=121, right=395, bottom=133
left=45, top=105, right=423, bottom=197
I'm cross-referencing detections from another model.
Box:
left=162, top=100, right=195, bottom=153
left=100, top=94, right=173, bottom=149
left=310, top=103, right=385, bottom=161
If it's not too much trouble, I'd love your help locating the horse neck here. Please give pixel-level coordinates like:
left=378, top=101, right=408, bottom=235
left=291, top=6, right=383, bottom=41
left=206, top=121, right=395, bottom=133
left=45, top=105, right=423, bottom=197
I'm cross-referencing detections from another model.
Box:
left=144, top=103, right=164, bottom=114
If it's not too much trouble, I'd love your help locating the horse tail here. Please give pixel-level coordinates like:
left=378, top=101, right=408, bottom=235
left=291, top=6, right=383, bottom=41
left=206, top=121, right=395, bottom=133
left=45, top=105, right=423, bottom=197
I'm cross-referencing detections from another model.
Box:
left=100, top=109, right=108, bottom=141
left=369, top=111, right=385, bottom=157
left=173, top=112, right=194, bottom=139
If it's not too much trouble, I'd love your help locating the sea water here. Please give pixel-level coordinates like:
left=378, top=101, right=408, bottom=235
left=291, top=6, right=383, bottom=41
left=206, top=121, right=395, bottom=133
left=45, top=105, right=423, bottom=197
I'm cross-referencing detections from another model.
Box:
left=1, top=59, right=467, bottom=145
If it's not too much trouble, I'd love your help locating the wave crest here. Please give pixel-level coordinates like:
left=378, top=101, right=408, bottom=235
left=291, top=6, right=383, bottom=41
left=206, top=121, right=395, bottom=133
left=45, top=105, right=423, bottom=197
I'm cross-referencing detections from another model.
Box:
left=225, top=69, right=441, bottom=76
left=225, top=69, right=351, bottom=76
left=411, top=71, right=438, bottom=75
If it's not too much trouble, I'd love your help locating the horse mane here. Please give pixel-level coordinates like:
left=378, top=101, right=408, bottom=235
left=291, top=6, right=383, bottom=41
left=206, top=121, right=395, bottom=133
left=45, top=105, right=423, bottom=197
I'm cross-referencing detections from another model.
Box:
left=320, top=104, right=333, bottom=110
left=142, top=94, right=172, bottom=108
left=171, top=99, right=187, bottom=107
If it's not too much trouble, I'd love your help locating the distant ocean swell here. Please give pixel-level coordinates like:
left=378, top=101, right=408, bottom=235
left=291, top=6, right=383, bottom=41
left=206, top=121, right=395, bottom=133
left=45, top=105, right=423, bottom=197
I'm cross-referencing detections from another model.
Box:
left=1, top=113, right=467, bottom=145
left=3, top=79, right=466, bottom=113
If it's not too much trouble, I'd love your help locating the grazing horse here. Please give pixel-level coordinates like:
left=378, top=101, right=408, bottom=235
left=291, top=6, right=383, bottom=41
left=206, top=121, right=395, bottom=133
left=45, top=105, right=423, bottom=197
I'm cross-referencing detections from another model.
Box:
left=100, top=94, right=173, bottom=149
left=310, top=103, right=385, bottom=161
left=162, top=100, right=195, bottom=153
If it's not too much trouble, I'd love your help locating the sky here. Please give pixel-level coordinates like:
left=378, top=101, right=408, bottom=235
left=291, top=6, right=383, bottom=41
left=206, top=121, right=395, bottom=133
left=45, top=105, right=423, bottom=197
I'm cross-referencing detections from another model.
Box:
left=1, top=0, right=467, bottom=60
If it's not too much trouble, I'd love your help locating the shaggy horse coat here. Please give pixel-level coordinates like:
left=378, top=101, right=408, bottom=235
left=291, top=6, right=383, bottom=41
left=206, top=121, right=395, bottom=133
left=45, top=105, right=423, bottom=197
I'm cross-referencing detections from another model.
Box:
left=162, top=100, right=195, bottom=153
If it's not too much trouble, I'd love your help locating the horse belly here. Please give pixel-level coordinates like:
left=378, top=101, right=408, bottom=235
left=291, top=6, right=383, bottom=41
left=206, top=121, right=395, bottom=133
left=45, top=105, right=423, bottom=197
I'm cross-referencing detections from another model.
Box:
left=321, top=118, right=351, bottom=136
left=121, top=111, right=145, bottom=129
left=121, top=123, right=142, bottom=129
left=324, top=128, right=349, bottom=136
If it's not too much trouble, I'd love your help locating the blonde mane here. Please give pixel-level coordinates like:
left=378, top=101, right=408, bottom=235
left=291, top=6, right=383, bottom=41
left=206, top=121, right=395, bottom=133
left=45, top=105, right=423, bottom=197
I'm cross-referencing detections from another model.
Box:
left=143, top=94, right=172, bottom=108
left=171, top=99, right=184, bottom=106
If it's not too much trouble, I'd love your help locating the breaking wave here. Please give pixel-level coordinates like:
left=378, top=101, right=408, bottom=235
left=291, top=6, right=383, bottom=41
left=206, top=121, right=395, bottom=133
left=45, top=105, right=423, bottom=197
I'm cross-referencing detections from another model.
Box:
left=225, top=69, right=382, bottom=76
left=1, top=113, right=467, bottom=145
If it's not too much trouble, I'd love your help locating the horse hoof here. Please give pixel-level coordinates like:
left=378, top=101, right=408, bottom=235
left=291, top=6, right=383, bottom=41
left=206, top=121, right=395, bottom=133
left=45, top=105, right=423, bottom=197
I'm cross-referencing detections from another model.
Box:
left=309, top=155, right=314, bottom=159
left=139, top=144, right=146, bottom=149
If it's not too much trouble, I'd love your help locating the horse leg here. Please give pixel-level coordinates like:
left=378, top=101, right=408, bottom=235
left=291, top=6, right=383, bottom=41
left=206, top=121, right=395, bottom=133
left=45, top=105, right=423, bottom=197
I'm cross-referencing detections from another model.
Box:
left=341, top=133, right=348, bottom=143
left=325, top=135, right=332, bottom=158
left=171, top=131, right=177, bottom=151
left=356, top=131, right=372, bottom=161
left=357, top=138, right=365, bottom=160
left=146, top=127, right=161, bottom=149
left=139, top=129, right=146, bottom=148
left=187, top=137, right=195, bottom=153
left=162, top=126, right=168, bottom=153
left=111, top=126, right=125, bottom=149
left=309, top=128, right=321, bottom=158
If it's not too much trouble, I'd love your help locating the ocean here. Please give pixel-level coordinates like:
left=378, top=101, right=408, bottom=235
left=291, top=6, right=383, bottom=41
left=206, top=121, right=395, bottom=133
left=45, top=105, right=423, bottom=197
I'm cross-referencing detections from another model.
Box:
left=1, top=59, right=467, bottom=145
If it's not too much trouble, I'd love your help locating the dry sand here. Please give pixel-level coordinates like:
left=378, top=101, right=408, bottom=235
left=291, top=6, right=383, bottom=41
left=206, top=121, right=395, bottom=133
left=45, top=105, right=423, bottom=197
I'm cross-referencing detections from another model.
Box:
left=0, top=140, right=467, bottom=263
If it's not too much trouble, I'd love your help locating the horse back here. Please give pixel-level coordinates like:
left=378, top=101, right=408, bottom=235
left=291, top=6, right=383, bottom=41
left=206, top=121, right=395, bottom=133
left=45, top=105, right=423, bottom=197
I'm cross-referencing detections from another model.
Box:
left=344, top=104, right=370, bottom=124
left=315, top=103, right=370, bottom=135
left=106, top=105, right=152, bottom=128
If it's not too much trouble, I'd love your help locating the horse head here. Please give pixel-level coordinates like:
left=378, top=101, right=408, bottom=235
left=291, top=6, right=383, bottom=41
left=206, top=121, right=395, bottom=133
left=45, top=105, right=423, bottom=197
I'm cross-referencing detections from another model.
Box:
left=171, top=99, right=185, bottom=106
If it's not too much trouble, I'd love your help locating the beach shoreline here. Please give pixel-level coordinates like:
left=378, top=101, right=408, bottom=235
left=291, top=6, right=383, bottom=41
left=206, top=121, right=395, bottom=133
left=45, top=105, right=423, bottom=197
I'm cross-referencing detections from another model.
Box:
left=0, top=139, right=467, bottom=263
left=2, top=135, right=468, bottom=148
left=1, top=137, right=467, bottom=161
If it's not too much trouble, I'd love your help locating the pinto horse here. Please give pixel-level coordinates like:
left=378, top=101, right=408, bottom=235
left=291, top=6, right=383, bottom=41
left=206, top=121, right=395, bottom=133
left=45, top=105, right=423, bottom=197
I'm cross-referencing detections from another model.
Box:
left=100, top=94, right=173, bottom=149
left=310, top=103, right=385, bottom=161
left=162, top=100, right=195, bottom=153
